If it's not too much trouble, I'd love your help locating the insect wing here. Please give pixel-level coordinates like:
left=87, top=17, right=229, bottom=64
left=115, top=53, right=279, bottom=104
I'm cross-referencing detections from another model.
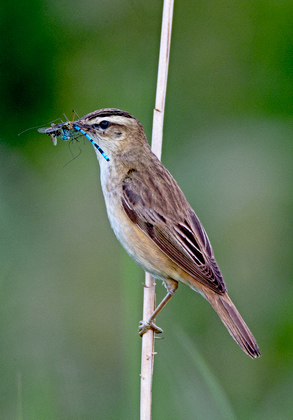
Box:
left=38, top=125, right=63, bottom=146
left=49, top=133, right=58, bottom=146
left=38, top=127, right=50, bottom=134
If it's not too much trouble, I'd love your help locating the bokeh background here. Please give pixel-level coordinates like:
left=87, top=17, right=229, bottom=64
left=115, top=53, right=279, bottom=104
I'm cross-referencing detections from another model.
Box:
left=1, top=1, right=292, bottom=419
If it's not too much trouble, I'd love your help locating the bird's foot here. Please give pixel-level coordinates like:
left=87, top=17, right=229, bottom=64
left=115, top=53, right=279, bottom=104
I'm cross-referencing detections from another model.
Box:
left=138, top=320, right=163, bottom=336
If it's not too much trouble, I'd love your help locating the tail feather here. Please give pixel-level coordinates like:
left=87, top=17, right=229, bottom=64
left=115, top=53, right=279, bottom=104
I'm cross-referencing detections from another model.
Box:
left=204, top=290, right=261, bottom=359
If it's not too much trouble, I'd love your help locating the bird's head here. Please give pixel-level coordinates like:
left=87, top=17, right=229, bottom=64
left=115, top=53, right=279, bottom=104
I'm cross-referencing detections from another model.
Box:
left=77, top=108, right=148, bottom=161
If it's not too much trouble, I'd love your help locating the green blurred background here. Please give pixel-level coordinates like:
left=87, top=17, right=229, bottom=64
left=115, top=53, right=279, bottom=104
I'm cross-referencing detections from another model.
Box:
left=1, top=1, right=292, bottom=419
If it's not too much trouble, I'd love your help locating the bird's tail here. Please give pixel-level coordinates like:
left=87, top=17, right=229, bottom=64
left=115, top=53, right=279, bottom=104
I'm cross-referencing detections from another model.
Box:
left=204, top=289, right=261, bottom=358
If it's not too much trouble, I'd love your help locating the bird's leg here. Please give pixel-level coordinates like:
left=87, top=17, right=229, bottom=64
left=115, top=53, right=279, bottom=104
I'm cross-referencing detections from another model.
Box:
left=138, top=279, right=178, bottom=336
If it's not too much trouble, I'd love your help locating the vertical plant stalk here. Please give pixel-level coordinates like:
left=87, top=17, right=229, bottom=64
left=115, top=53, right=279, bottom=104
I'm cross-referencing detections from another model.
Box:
left=140, top=1, right=174, bottom=419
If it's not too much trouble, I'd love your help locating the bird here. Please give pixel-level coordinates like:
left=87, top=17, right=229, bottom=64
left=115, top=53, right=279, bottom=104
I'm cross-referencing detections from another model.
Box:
left=59, top=108, right=261, bottom=359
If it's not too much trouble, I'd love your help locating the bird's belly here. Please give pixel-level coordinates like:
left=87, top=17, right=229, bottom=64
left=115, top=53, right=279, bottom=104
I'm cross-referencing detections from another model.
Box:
left=105, top=204, right=168, bottom=277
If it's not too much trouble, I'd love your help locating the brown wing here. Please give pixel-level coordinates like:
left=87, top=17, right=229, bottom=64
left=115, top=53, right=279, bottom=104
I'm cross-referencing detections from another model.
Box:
left=121, top=163, right=226, bottom=295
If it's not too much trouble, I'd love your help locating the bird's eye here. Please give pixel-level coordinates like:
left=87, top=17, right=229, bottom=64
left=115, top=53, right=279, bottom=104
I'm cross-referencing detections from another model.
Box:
left=99, top=120, right=110, bottom=130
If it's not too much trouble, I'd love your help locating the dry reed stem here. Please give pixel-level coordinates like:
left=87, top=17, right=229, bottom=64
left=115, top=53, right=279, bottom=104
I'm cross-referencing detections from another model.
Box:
left=140, top=1, right=174, bottom=419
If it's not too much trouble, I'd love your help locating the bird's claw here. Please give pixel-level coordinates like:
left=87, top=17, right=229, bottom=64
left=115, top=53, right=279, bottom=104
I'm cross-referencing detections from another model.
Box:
left=138, top=320, right=163, bottom=336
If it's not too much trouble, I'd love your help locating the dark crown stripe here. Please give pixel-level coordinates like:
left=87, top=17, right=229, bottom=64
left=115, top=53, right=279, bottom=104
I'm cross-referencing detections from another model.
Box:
left=82, top=108, right=135, bottom=121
